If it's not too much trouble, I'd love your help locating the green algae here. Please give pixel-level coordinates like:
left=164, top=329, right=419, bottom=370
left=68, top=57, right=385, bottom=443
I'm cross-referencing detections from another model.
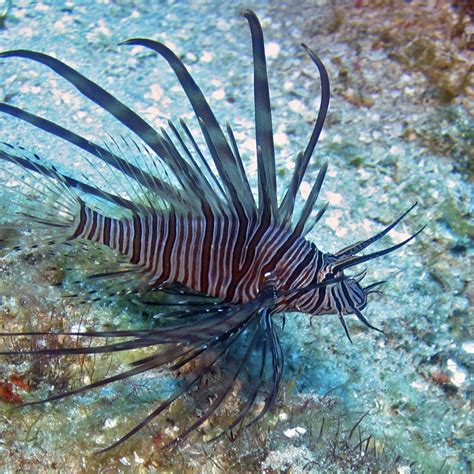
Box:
left=410, top=106, right=474, bottom=181
left=438, top=196, right=474, bottom=240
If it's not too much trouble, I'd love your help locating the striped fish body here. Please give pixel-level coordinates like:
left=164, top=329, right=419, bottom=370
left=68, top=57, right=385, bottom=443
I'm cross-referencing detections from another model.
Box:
left=74, top=204, right=321, bottom=310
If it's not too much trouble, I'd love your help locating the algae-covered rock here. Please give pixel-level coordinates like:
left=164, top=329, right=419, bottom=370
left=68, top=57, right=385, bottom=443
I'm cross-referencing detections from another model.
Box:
left=412, top=106, right=474, bottom=180
left=399, top=37, right=472, bottom=101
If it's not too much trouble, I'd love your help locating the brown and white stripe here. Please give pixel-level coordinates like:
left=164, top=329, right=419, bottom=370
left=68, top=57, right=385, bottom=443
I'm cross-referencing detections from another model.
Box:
left=70, top=204, right=330, bottom=312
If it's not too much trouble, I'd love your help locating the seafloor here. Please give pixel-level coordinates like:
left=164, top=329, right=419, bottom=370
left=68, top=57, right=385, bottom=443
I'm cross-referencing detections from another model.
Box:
left=0, top=0, right=472, bottom=472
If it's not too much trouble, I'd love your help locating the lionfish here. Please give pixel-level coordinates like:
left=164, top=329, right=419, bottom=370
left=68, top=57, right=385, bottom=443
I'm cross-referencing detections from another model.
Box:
left=0, top=11, right=421, bottom=451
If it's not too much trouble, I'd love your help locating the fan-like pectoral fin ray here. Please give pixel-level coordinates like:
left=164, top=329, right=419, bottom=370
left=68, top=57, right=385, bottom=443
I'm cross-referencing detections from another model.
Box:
left=165, top=310, right=264, bottom=448
left=0, top=284, right=278, bottom=451
left=207, top=315, right=269, bottom=442
left=0, top=338, right=161, bottom=357
left=118, top=38, right=256, bottom=215
left=126, top=343, right=193, bottom=368
left=0, top=301, right=238, bottom=344
left=18, top=355, right=171, bottom=409
left=96, top=321, right=245, bottom=454
left=97, top=366, right=205, bottom=453
left=245, top=311, right=283, bottom=428
left=99, top=302, right=264, bottom=452
left=244, top=10, right=277, bottom=217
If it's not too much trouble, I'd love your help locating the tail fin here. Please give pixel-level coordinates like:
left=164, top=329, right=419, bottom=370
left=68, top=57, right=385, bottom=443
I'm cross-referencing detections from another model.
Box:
left=0, top=144, right=81, bottom=253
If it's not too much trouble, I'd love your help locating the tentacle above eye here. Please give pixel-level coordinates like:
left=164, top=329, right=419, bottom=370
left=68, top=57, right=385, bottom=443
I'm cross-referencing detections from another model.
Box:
left=335, top=202, right=418, bottom=259
left=333, top=226, right=425, bottom=273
